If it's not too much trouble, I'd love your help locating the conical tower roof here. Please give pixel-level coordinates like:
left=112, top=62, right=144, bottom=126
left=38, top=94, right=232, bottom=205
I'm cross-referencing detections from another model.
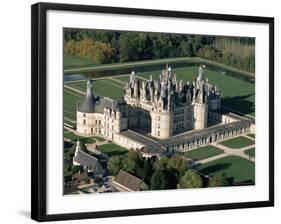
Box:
left=197, top=65, right=205, bottom=82
left=78, top=79, right=96, bottom=113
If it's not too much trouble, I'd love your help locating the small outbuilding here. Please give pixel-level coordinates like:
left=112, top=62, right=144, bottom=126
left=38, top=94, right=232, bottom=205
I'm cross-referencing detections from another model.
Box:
left=113, top=170, right=148, bottom=192
left=73, top=140, right=105, bottom=176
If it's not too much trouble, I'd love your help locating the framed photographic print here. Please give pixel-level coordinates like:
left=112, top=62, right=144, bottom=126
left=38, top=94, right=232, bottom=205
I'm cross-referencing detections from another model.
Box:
left=31, top=2, right=274, bottom=222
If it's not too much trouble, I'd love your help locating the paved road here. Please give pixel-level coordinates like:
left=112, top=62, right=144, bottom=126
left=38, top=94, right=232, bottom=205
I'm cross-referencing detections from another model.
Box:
left=102, top=79, right=123, bottom=89
left=109, top=77, right=126, bottom=84
left=243, top=135, right=255, bottom=140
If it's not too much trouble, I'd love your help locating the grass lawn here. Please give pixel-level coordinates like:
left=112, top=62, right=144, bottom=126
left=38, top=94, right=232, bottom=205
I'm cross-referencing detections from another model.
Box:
left=184, top=146, right=224, bottom=161
left=219, top=136, right=255, bottom=149
left=64, top=131, right=96, bottom=144
left=196, top=155, right=255, bottom=185
left=113, top=75, right=130, bottom=83
left=96, top=143, right=128, bottom=156
left=64, top=53, right=97, bottom=69
left=63, top=88, right=82, bottom=125
left=247, top=133, right=255, bottom=139
left=67, top=80, right=124, bottom=100
left=93, top=136, right=106, bottom=142
left=245, top=148, right=255, bottom=158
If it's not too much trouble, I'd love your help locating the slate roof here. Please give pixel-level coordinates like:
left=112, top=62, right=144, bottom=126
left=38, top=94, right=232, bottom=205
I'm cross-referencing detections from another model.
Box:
left=78, top=95, right=125, bottom=114
left=78, top=79, right=96, bottom=113
left=114, top=170, right=145, bottom=191
left=77, top=78, right=126, bottom=114
left=79, top=95, right=96, bottom=113
left=94, top=97, right=119, bottom=114
left=73, top=150, right=105, bottom=176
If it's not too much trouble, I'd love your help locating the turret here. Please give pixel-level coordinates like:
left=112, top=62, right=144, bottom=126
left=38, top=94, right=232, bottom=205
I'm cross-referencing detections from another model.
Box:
left=133, top=80, right=139, bottom=98
left=130, top=71, right=136, bottom=87
left=74, top=140, right=81, bottom=157
left=78, top=78, right=96, bottom=113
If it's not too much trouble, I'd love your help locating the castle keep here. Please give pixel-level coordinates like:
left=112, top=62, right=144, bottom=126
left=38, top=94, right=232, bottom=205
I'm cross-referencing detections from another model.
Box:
left=124, top=65, right=220, bottom=138
left=76, top=66, right=252, bottom=155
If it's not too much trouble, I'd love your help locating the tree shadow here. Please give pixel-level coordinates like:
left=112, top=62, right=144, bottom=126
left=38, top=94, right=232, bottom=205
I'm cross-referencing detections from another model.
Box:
left=106, top=151, right=128, bottom=157
left=221, top=93, right=255, bottom=116
left=64, top=141, right=73, bottom=149
left=199, top=163, right=231, bottom=175
left=235, top=179, right=255, bottom=186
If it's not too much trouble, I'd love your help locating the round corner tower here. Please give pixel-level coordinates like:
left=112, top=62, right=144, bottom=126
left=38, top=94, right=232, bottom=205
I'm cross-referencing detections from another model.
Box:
left=76, top=78, right=99, bottom=135
left=192, top=66, right=208, bottom=130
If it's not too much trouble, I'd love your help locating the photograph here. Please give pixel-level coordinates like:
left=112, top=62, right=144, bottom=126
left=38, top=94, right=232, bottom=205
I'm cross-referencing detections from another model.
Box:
left=62, top=28, right=256, bottom=195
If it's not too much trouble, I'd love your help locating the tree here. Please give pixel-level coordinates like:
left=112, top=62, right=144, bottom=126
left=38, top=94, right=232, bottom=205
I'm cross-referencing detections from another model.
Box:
left=72, top=165, right=83, bottom=174
left=122, top=149, right=145, bottom=178
left=119, top=33, right=138, bottom=62
left=179, top=40, right=194, bottom=57
left=208, top=173, right=229, bottom=187
left=64, top=39, right=76, bottom=55
left=203, top=46, right=217, bottom=60
left=150, top=170, right=169, bottom=190
left=197, top=48, right=205, bottom=58
left=166, top=156, right=187, bottom=178
left=157, top=156, right=169, bottom=171
left=143, top=158, right=154, bottom=184
left=178, top=170, right=203, bottom=188
left=107, top=156, right=123, bottom=175
left=88, top=41, right=114, bottom=64
left=150, top=169, right=177, bottom=190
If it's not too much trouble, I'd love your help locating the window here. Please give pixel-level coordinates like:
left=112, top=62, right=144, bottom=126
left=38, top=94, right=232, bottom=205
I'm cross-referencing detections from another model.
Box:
left=83, top=113, right=86, bottom=117
left=158, top=131, right=160, bottom=136
left=83, top=120, right=86, bottom=125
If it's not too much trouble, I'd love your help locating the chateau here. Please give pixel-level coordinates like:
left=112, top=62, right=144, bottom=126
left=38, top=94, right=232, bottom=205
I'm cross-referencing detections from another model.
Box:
left=76, top=66, right=253, bottom=156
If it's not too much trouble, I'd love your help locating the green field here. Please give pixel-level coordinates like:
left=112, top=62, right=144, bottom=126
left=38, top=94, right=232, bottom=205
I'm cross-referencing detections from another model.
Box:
left=184, top=146, right=224, bottom=161
left=63, top=63, right=255, bottom=126
left=196, top=155, right=255, bottom=185
left=63, top=88, right=84, bottom=125
left=64, top=54, right=97, bottom=69
left=68, top=79, right=124, bottom=100
left=219, top=136, right=255, bottom=149
left=64, top=131, right=96, bottom=144
left=247, top=133, right=255, bottom=138
left=93, top=136, right=106, bottom=142
left=245, top=148, right=255, bottom=158
left=96, top=143, right=128, bottom=156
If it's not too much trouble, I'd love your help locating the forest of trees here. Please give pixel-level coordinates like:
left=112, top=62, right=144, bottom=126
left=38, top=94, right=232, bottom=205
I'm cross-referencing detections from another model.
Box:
left=107, top=149, right=230, bottom=190
left=64, top=29, right=255, bottom=73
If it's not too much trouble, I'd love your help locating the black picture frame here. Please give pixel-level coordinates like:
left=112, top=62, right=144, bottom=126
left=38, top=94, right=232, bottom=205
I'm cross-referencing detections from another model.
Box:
left=31, top=2, right=274, bottom=222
